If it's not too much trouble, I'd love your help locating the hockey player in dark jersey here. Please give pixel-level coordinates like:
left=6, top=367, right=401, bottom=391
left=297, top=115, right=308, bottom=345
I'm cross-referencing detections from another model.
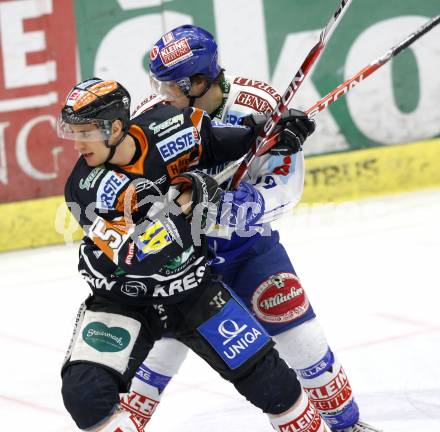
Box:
left=58, top=78, right=332, bottom=431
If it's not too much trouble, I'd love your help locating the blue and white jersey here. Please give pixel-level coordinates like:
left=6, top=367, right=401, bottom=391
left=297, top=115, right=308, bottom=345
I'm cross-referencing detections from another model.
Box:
left=131, top=75, right=305, bottom=228
left=209, top=75, right=305, bottom=225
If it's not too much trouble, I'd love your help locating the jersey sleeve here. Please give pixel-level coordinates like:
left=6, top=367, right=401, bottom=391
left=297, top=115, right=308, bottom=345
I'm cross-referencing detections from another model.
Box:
left=65, top=161, right=193, bottom=276
left=219, top=77, right=306, bottom=222
left=248, top=152, right=305, bottom=223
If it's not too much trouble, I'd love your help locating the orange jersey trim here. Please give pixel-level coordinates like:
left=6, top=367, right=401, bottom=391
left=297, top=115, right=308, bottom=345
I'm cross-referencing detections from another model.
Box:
left=123, top=124, right=149, bottom=176
left=189, top=108, right=204, bottom=162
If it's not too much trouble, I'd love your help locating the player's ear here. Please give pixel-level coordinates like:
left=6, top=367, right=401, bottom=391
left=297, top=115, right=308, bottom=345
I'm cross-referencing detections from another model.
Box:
left=190, top=74, right=208, bottom=92
left=112, top=119, right=123, bottom=135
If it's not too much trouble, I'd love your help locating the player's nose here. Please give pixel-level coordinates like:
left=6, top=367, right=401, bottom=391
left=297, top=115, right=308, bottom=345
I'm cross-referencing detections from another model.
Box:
left=73, top=141, right=86, bottom=152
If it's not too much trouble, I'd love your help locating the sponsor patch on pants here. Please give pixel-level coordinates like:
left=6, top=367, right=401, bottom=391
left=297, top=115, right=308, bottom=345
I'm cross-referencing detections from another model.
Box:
left=70, top=310, right=141, bottom=374
left=197, top=299, right=270, bottom=369
left=251, top=273, right=309, bottom=323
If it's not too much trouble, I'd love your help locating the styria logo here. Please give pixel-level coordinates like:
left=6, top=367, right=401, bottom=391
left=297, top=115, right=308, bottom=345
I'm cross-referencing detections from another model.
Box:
left=218, top=319, right=247, bottom=345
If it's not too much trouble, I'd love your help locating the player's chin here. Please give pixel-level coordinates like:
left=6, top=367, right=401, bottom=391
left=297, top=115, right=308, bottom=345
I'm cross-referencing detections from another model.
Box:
left=82, top=153, right=101, bottom=166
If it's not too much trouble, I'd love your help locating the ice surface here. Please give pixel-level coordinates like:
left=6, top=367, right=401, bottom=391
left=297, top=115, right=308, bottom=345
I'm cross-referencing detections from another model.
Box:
left=1, top=189, right=440, bottom=431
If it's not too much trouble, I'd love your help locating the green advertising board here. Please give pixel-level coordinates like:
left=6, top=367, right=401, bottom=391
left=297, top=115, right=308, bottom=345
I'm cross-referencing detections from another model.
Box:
left=74, top=0, right=440, bottom=155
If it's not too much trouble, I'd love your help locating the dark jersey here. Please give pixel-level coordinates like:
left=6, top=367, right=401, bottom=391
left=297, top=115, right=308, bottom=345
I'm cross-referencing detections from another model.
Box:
left=65, top=103, right=255, bottom=305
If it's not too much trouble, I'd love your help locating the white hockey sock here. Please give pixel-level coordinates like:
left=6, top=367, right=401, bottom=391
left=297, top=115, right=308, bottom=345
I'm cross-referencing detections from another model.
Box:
left=120, top=339, right=189, bottom=429
left=273, top=320, right=359, bottom=429
left=90, top=410, right=143, bottom=432
left=120, top=383, right=161, bottom=428
left=120, top=362, right=168, bottom=428
left=269, top=391, right=331, bottom=432
left=296, top=353, right=359, bottom=429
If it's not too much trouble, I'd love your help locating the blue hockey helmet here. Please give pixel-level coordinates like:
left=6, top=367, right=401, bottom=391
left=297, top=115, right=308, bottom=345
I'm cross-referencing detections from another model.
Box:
left=149, top=25, right=222, bottom=100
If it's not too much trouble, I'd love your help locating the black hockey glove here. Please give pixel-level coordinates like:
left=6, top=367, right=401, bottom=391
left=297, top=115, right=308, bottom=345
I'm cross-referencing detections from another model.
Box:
left=171, top=170, right=222, bottom=226
left=242, top=108, right=315, bottom=156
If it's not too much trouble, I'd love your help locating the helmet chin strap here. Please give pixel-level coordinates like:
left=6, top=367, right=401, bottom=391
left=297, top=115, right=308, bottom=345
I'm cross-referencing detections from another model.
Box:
left=187, top=81, right=212, bottom=107
left=185, top=70, right=224, bottom=107
left=103, top=128, right=128, bottom=164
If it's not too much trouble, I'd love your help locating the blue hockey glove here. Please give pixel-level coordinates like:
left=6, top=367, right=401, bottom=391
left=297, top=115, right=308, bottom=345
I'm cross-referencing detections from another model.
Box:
left=218, top=182, right=265, bottom=228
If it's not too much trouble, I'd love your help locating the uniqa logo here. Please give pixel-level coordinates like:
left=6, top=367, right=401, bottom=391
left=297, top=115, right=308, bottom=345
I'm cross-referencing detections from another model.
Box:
left=219, top=320, right=263, bottom=360
left=83, top=322, right=130, bottom=352
left=218, top=319, right=247, bottom=345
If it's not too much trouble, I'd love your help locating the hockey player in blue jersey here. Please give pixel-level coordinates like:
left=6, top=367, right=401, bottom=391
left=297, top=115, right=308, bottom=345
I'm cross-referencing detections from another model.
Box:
left=122, top=25, right=382, bottom=432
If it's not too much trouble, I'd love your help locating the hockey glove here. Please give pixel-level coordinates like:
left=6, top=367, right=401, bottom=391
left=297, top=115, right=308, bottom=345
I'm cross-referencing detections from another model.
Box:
left=218, top=181, right=265, bottom=229
left=171, top=170, right=222, bottom=228
left=242, top=108, right=315, bottom=156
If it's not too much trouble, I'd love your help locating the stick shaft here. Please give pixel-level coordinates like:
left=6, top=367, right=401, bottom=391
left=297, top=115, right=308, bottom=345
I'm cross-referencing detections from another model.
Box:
left=229, top=0, right=353, bottom=189
left=307, top=14, right=440, bottom=118
left=254, top=14, right=440, bottom=156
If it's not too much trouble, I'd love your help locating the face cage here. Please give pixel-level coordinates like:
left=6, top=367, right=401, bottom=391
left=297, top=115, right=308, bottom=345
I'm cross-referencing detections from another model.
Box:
left=56, top=116, right=113, bottom=142
left=149, top=73, right=192, bottom=101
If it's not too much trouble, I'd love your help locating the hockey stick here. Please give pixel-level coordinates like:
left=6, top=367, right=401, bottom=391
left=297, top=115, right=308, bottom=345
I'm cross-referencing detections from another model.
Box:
left=306, top=14, right=440, bottom=119
left=123, top=14, right=440, bottom=258
left=130, top=14, right=440, bottom=248
left=229, top=0, right=353, bottom=190
left=256, top=14, right=440, bottom=154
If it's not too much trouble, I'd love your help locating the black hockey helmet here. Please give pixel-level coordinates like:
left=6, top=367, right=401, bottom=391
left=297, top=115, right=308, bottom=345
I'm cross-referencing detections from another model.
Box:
left=58, top=78, right=131, bottom=162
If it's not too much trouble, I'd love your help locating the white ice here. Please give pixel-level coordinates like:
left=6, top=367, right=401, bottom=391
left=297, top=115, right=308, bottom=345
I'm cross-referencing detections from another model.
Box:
left=1, top=189, right=440, bottom=431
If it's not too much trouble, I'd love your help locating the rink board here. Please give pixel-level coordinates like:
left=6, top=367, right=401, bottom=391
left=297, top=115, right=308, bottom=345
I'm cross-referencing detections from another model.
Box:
left=1, top=138, right=440, bottom=252
left=302, top=138, right=440, bottom=202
